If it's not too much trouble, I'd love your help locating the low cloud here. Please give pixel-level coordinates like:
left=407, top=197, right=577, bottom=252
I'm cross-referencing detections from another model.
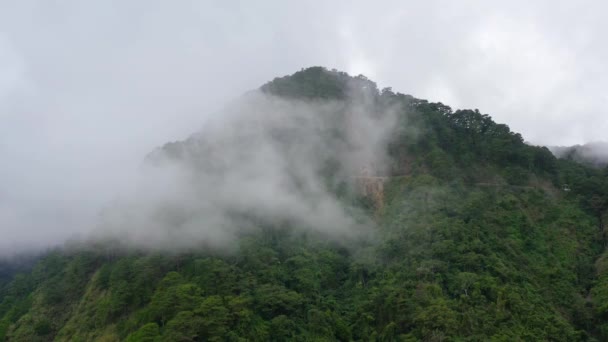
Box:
left=3, top=0, right=607, bottom=256
left=550, top=141, right=608, bottom=167
left=92, top=87, right=399, bottom=251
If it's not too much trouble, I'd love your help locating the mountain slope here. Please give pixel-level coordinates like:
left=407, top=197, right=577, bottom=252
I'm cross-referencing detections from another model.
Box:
left=1, top=67, right=608, bottom=341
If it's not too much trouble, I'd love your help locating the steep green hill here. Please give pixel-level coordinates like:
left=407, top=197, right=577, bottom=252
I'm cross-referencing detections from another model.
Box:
left=1, top=67, right=608, bottom=341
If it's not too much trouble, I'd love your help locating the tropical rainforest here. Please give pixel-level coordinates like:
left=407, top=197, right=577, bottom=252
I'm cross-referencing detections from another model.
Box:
left=1, top=67, right=608, bottom=341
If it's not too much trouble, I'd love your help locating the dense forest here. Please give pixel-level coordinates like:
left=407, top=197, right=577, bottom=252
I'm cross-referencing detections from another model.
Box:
left=1, top=67, right=608, bottom=341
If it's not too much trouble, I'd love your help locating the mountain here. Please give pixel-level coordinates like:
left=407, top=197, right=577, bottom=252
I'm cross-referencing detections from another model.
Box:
left=1, top=67, right=608, bottom=341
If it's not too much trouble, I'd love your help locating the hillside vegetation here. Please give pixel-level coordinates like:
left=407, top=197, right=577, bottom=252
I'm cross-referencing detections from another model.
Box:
left=1, top=67, right=608, bottom=341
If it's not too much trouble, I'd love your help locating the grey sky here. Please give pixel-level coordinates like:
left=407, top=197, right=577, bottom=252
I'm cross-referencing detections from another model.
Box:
left=0, top=0, right=607, bottom=253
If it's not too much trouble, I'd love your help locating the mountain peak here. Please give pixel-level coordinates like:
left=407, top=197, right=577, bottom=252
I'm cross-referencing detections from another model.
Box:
left=260, top=66, right=380, bottom=100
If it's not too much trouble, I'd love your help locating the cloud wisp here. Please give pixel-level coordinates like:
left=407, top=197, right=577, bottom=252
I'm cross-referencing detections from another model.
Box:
left=92, top=86, right=398, bottom=251
left=2, top=0, right=608, bottom=255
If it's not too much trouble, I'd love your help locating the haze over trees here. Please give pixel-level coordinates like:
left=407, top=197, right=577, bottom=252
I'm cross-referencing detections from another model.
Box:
left=1, top=67, right=608, bottom=341
left=550, top=142, right=608, bottom=168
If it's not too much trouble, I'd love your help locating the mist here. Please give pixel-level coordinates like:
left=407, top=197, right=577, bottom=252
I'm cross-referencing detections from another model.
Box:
left=92, top=85, right=398, bottom=251
left=2, top=0, right=608, bottom=256
left=550, top=141, right=608, bottom=167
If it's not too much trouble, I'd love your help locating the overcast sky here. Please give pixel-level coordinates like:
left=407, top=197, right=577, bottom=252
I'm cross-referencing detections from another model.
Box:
left=1, top=0, right=607, bottom=253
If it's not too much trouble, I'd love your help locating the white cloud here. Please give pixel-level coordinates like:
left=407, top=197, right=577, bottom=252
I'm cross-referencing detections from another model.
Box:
left=1, top=0, right=607, bottom=254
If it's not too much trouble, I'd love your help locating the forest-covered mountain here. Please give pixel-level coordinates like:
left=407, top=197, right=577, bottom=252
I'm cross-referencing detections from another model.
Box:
left=1, top=67, right=608, bottom=341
